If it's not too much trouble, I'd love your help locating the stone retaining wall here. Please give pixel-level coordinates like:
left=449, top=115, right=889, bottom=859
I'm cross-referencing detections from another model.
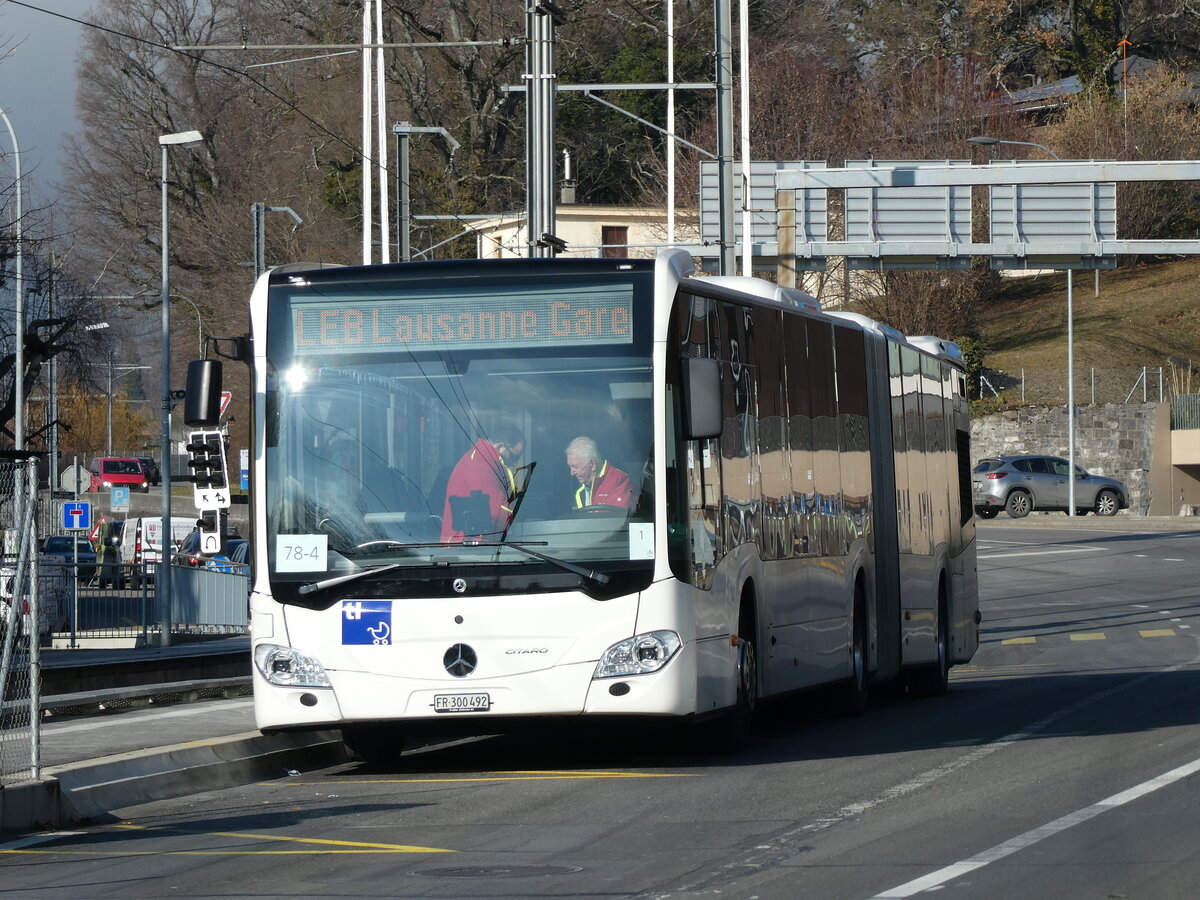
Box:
left=969, top=403, right=1156, bottom=515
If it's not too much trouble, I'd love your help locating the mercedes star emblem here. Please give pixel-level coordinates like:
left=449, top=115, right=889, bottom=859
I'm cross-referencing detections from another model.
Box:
left=443, top=643, right=478, bottom=677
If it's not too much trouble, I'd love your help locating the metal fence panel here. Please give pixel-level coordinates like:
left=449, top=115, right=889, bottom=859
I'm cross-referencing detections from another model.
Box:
left=170, top=565, right=250, bottom=634
left=1, top=459, right=40, bottom=785
left=978, top=366, right=1165, bottom=406
left=1172, top=394, right=1200, bottom=430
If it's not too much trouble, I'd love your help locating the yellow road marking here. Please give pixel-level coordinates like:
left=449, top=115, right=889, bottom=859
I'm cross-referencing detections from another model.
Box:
left=109, top=823, right=451, bottom=853
left=1139, top=629, right=1177, bottom=638
left=1001, top=637, right=1037, bottom=645
left=1, top=854, right=441, bottom=859
left=1070, top=633, right=1107, bottom=641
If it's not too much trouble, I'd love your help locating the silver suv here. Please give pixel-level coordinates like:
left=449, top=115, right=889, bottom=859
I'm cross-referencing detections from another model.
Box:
left=973, top=455, right=1128, bottom=519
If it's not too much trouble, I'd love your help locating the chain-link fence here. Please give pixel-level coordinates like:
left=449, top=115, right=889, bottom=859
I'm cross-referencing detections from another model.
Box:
left=1, top=457, right=42, bottom=785
left=977, top=366, right=1166, bottom=406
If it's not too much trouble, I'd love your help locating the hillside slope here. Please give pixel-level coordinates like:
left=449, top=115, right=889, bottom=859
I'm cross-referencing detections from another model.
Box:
left=977, top=257, right=1200, bottom=378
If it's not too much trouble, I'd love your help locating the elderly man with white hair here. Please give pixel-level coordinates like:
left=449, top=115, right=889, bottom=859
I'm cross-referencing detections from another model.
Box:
left=565, top=436, right=633, bottom=510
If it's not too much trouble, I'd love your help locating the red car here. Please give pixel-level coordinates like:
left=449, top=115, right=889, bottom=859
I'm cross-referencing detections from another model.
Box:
left=88, top=457, right=150, bottom=493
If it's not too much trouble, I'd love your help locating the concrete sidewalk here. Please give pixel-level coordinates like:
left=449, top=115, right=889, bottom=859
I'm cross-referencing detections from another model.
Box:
left=2, top=641, right=350, bottom=835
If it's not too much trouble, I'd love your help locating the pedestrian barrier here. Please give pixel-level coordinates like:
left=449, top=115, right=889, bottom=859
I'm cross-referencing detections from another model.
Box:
left=43, top=560, right=249, bottom=647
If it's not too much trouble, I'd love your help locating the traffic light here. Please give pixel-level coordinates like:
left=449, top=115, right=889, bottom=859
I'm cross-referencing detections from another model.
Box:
left=186, top=430, right=228, bottom=490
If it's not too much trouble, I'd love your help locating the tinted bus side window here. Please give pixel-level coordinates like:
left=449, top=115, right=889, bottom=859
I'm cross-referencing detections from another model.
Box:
left=666, top=292, right=723, bottom=588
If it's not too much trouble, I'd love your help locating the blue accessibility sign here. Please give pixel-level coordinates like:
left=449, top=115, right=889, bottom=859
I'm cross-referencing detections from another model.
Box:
left=341, top=600, right=392, bottom=646
left=62, top=501, right=92, bottom=532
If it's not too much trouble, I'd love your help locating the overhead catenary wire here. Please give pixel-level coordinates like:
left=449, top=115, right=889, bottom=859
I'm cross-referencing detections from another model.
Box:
left=4, top=0, right=518, bottom=257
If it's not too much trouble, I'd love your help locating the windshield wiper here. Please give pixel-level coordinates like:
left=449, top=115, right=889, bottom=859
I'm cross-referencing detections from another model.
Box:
left=298, top=563, right=405, bottom=596
left=298, top=538, right=610, bottom=594
left=486, top=540, right=610, bottom=585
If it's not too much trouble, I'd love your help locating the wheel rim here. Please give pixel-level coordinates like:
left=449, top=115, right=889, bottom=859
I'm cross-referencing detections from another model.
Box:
left=851, top=613, right=865, bottom=691
left=1008, top=493, right=1030, bottom=516
left=935, top=613, right=946, bottom=676
left=737, top=638, right=757, bottom=714
left=1097, top=492, right=1116, bottom=515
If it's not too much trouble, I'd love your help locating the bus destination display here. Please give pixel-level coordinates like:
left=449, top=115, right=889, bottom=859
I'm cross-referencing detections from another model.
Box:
left=290, top=284, right=634, bottom=355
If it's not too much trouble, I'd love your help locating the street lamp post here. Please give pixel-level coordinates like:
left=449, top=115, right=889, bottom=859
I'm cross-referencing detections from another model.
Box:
left=968, top=135, right=1079, bottom=515
left=1, top=107, right=24, bottom=450
left=159, top=130, right=204, bottom=645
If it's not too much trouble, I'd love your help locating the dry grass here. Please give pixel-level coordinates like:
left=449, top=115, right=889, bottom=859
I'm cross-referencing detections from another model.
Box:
left=978, top=257, right=1200, bottom=374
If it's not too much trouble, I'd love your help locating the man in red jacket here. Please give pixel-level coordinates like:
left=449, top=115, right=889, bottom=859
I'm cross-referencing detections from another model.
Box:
left=441, top=426, right=526, bottom=541
left=566, top=436, right=633, bottom=510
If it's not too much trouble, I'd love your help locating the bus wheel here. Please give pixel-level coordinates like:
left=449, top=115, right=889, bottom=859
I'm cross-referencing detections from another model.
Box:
left=838, top=586, right=869, bottom=716
left=909, top=586, right=949, bottom=697
left=342, top=724, right=406, bottom=764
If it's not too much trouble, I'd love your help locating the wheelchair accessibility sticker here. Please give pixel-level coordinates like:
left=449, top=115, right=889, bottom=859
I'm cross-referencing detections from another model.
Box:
left=342, top=600, right=392, bottom=645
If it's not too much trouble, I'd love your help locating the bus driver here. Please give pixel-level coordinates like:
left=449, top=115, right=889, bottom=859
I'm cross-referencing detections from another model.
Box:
left=441, top=426, right=526, bottom=541
left=566, top=436, right=633, bottom=510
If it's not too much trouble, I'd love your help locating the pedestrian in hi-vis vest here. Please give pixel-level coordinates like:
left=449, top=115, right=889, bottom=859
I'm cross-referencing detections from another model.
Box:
left=565, top=436, right=633, bottom=510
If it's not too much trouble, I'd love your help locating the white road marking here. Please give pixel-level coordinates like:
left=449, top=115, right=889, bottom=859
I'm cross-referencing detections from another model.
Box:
left=978, top=547, right=1102, bottom=559
left=873, top=756, right=1200, bottom=898
left=654, top=664, right=1189, bottom=900
left=44, top=699, right=253, bottom=735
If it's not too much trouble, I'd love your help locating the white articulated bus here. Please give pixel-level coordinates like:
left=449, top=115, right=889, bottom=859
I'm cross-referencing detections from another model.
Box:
left=190, top=249, right=978, bottom=760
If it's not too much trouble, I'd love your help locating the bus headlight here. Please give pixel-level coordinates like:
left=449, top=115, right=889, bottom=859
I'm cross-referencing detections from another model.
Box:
left=594, top=630, right=681, bottom=678
left=254, top=643, right=332, bottom=687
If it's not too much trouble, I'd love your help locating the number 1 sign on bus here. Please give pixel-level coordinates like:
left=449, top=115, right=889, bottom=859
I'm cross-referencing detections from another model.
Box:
left=196, top=251, right=978, bottom=763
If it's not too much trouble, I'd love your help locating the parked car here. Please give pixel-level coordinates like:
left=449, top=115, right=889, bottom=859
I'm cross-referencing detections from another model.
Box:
left=206, top=538, right=249, bottom=574
left=174, top=531, right=207, bottom=568
left=40, top=534, right=98, bottom=581
left=973, top=455, right=1128, bottom=519
left=136, top=456, right=162, bottom=486
left=88, top=457, right=150, bottom=493
left=1, top=561, right=68, bottom=638
left=174, top=534, right=249, bottom=573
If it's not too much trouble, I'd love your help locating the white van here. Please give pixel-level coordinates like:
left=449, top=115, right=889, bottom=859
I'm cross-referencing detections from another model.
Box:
left=119, top=517, right=196, bottom=567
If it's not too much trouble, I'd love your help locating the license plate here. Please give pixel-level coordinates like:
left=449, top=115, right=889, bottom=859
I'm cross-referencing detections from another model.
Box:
left=433, top=692, right=491, bottom=713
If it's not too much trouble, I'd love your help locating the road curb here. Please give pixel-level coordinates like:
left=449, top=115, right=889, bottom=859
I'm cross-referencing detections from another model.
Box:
left=979, top=515, right=1200, bottom=531
left=1, top=730, right=349, bottom=834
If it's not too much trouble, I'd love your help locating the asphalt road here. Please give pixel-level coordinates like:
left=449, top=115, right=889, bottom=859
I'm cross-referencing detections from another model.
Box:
left=4, top=521, right=1200, bottom=899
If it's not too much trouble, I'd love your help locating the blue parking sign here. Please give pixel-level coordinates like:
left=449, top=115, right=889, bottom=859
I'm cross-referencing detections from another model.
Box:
left=62, top=501, right=92, bottom=532
left=111, top=486, right=131, bottom=510
left=341, top=600, right=392, bottom=645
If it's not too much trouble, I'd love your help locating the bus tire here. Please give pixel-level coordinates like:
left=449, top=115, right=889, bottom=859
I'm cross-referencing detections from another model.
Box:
left=699, top=598, right=758, bottom=754
left=342, top=724, right=406, bottom=764
left=837, top=582, right=869, bottom=716
left=908, top=582, right=950, bottom=697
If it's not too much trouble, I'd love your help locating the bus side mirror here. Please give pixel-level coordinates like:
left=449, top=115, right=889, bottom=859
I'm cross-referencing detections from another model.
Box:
left=681, top=357, right=721, bottom=440
left=184, top=359, right=223, bottom=427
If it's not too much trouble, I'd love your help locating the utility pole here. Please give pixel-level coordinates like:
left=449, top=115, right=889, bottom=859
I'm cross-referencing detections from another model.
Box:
left=526, top=0, right=567, bottom=257
left=714, top=0, right=735, bottom=275
left=252, top=203, right=303, bottom=279
left=392, top=123, right=459, bottom=261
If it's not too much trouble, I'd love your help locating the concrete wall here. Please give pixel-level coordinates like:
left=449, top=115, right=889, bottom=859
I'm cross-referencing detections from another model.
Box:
left=970, top=403, right=1157, bottom=515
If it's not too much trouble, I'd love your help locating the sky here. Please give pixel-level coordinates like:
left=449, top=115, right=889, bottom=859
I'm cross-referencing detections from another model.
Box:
left=0, top=1, right=84, bottom=209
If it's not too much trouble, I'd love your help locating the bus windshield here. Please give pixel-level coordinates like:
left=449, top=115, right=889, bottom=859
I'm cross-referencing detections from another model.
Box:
left=263, top=267, right=657, bottom=604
